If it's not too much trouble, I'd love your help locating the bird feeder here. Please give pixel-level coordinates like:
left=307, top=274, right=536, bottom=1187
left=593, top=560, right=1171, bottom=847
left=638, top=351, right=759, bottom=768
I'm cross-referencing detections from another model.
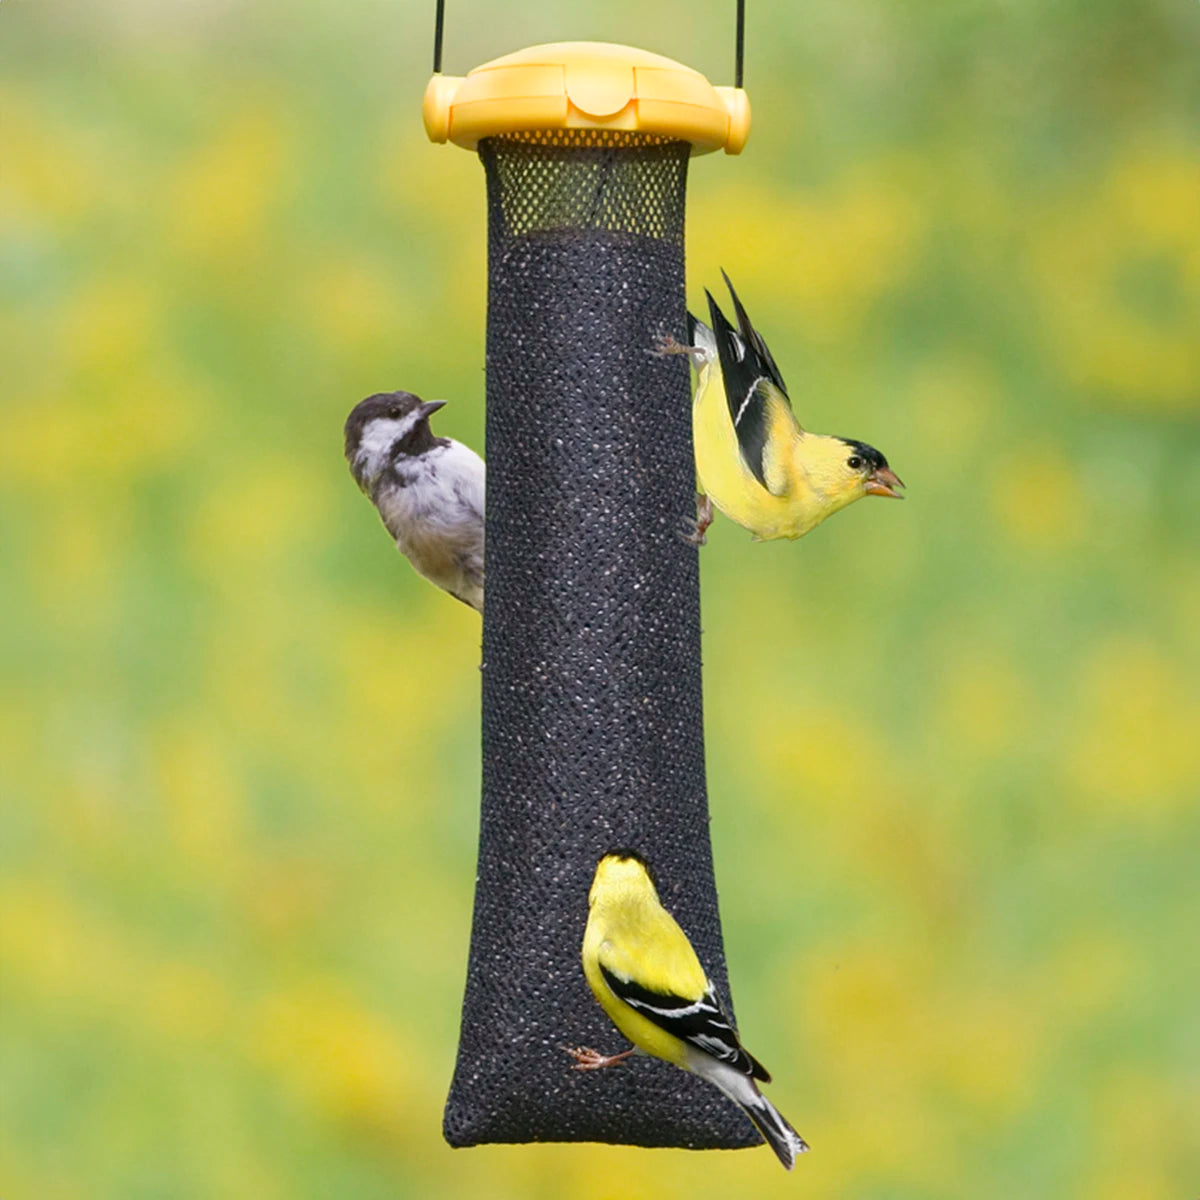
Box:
left=425, top=37, right=755, bottom=1150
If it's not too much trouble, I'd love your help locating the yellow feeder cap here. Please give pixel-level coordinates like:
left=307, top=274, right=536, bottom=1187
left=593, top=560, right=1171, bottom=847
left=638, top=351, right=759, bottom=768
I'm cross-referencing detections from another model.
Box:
left=423, top=41, right=750, bottom=156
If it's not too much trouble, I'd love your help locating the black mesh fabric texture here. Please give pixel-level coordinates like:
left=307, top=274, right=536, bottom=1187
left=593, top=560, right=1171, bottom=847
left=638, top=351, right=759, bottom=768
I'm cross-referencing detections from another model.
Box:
left=443, top=132, right=759, bottom=1152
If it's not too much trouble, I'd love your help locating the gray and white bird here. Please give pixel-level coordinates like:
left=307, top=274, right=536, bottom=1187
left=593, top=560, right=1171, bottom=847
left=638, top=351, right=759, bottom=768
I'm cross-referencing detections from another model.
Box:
left=344, top=390, right=485, bottom=612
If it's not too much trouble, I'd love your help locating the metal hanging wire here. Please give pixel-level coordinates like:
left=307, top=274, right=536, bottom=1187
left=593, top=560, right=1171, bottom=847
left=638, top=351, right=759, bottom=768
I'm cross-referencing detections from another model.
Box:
left=433, top=0, right=446, bottom=73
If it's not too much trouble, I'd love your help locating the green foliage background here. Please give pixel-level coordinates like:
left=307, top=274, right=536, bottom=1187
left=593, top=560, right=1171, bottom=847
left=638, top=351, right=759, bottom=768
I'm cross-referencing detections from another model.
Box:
left=2, top=1, right=1198, bottom=1196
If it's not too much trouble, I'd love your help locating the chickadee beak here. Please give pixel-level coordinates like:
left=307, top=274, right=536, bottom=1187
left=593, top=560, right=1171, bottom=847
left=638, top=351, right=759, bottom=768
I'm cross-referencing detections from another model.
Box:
left=865, top=465, right=905, bottom=499
left=419, top=400, right=447, bottom=419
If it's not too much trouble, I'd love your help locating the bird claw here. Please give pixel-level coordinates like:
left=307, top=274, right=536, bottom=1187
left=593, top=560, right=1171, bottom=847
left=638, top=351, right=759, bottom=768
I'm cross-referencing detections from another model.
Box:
left=679, top=515, right=708, bottom=547
left=651, top=332, right=704, bottom=365
left=560, top=1045, right=629, bottom=1072
left=679, top=494, right=714, bottom=546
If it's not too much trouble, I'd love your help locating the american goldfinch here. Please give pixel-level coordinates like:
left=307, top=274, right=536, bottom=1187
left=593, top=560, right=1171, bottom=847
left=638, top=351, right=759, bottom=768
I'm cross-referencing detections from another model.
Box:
left=344, top=391, right=485, bottom=612
left=659, top=271, right=903, bottom=544
left=566, top=850, right=809, bottom=1170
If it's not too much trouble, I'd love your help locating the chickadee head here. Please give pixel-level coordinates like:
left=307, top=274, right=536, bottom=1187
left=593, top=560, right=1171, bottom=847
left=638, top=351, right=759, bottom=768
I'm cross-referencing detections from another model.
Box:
left=344, top=390, right=447, bottom=492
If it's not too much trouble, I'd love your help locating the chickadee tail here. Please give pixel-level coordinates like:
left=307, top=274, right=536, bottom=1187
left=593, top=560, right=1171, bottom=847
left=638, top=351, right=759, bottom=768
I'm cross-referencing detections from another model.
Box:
left=738, top=1089, right=810, bottom=1171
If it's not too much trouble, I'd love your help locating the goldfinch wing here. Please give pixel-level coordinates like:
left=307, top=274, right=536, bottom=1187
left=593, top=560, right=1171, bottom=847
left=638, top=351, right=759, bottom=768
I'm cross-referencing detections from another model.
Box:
left=721, top=269, right=789, bottom=401
left=706, top=285, right=802, bottom=495
left=598, top=962, right=770, bottom=1082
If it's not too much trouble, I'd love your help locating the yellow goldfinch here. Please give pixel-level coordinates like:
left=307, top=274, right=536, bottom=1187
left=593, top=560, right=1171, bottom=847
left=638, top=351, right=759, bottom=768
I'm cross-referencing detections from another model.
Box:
left=565, top=850, right=809, bottom=1170
left=660, top=271, right=904, bottom=543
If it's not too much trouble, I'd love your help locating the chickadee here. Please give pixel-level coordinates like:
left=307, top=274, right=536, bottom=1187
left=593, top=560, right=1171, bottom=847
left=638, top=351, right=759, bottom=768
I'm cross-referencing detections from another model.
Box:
left=659, top=271, right=904, bottom=544
left=344, top=390, right=485, bottom=612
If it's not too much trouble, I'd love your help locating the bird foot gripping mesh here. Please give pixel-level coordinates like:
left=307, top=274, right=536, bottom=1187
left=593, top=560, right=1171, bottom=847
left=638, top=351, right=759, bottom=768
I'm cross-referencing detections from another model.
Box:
left=442, top=132, right=758, bottom=1151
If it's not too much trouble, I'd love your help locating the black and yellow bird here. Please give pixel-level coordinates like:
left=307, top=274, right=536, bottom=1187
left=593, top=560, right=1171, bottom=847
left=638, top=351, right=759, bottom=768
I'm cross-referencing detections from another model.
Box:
left=565, top=850, right=809, bottom=1170
left=661, top=272, right=904, bottom=543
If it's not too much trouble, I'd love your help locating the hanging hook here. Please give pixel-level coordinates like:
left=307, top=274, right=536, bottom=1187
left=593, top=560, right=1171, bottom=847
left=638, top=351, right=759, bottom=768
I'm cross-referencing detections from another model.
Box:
left=735, top=0, right=746, bottom=88
left=433, top=0, right=446, bottom=74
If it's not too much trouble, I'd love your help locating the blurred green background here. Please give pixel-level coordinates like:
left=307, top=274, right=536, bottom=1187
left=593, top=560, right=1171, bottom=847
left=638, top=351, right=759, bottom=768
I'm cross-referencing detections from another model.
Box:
left=2, top=0, right=1198, bottom=1196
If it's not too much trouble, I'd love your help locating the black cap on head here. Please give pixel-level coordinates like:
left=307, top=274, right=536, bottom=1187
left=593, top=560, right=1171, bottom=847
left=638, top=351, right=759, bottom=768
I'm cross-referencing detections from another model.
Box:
left=604, top=846, right=649, bottom=864
left=344, top=391, right=426, bottom=457
left=601, top=847, right=658, bottom=887
left=837, top=437, right=891, bottom=470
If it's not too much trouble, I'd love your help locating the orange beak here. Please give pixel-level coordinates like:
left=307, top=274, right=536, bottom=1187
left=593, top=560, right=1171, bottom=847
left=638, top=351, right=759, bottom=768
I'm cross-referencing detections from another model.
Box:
left=865, top=465, right=905, bottom=499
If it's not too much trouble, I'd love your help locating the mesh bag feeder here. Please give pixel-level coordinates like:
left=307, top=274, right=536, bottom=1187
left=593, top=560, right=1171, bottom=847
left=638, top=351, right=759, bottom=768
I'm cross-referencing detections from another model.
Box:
left=424, top=43, right=755, bottom=1149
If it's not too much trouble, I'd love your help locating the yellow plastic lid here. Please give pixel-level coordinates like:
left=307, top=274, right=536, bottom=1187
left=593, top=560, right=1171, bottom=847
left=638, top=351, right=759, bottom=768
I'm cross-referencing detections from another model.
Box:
left=423, top=42, right=750, bottom=156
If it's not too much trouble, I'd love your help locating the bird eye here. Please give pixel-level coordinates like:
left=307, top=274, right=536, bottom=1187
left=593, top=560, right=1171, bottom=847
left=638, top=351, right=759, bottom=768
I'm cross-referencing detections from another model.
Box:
left=847, top=455, right=863, bottom=470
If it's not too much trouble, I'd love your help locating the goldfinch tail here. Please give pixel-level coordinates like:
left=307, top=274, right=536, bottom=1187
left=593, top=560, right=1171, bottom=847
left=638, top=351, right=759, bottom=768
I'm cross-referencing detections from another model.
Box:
left=739, top=1088, right=809, bottom=1170
left=687, top=312, right=717, bottom=361
left=702, top=1064, right=809, bottom=1170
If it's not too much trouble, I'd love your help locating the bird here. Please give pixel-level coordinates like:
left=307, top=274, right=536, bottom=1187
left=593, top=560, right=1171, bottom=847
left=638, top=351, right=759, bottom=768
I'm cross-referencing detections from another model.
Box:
left=565, top=849, right=810, bottom=1170
left=657, top=271, right=904, bottom=545
left=344, top=390, right=485, bottom=612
